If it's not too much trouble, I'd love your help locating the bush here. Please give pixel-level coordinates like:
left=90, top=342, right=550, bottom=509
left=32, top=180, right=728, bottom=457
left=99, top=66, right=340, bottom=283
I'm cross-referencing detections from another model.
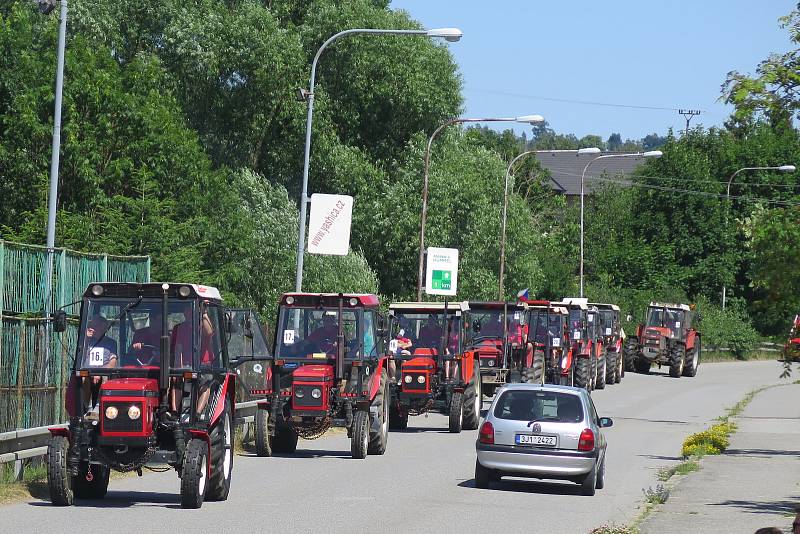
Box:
left=694, top=296, right=759, bottom=358
left=681, top=422, right=736, bottom=457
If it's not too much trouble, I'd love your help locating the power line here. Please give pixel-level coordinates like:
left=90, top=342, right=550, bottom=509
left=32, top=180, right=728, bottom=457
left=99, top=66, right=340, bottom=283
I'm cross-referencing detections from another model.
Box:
left=547, top=168, right=800, bottom=189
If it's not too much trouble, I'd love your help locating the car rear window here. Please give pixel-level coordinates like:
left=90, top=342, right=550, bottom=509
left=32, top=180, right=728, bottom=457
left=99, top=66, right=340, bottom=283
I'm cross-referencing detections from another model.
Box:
left=493, top=390, right=584, bottom=423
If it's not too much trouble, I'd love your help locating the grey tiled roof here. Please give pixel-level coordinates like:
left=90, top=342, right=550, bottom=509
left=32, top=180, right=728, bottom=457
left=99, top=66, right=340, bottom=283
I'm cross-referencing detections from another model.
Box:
left=534, top=152, right=646, bottom=196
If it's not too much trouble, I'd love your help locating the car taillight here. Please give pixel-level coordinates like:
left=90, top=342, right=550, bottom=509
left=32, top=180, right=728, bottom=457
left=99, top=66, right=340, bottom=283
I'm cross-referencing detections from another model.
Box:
left=479, top=421, right=494, bottom=445
left=578, top=428, right=595, bottom=451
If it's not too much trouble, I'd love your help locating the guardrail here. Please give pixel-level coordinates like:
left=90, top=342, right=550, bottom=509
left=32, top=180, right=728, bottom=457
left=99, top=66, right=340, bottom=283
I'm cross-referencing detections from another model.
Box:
left=0, top=400, right=261, bottom=481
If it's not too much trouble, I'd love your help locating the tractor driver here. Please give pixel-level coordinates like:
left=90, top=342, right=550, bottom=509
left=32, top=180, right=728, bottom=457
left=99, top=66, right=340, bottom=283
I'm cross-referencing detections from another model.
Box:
left=81, top=314, right=119, bottom=417
left=305, top=313, right=339, bottom=353
left=128, top=308, right=161, bottom=366
left=418, top=315, right=443, bottom=349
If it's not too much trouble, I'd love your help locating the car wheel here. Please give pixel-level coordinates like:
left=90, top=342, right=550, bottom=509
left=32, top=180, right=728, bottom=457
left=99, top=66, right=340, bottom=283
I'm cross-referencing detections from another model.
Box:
left=474, top=459, right=492, bottom=489
left=580, top=463, right=597, bottom=496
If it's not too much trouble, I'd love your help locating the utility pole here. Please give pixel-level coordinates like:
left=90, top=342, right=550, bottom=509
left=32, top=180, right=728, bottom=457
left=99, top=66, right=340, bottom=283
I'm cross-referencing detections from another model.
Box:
left=678, top=109, right=701, bottom=135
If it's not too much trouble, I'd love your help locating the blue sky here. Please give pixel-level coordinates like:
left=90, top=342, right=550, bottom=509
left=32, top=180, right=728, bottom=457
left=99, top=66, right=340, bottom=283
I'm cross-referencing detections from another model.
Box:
left=390, top=1, right=796, bottom=141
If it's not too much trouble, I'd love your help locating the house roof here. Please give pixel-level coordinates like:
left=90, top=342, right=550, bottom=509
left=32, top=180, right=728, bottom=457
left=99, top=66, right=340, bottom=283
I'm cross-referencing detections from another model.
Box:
left=534, top=151, right=647, bottom=196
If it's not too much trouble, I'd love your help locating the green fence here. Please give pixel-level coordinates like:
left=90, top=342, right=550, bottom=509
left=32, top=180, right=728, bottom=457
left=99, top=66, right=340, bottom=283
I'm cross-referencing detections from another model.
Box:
left=0, top=240, right=150, bottom=432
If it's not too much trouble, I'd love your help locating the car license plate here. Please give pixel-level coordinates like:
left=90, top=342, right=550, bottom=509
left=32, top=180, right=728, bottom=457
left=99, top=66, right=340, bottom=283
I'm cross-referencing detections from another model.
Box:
left=515, top=434, right=557, bottom=446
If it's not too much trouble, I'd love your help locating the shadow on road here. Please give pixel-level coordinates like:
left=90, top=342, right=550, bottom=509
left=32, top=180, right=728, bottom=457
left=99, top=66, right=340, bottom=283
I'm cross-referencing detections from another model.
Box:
left=391, top=427, right=453, bottom=434
left=239, top=448, right=354, bottom=459
left=28, top=490, right=180, bottom=509
left=611, top=416, right=689, bottom=425
left=637, top=454, right=684, bottom=461
left=708, top=498, right=800, bottom=515
left=724, top=448, right=800, bottom=458
left=458, top=478, right=583, bottom=496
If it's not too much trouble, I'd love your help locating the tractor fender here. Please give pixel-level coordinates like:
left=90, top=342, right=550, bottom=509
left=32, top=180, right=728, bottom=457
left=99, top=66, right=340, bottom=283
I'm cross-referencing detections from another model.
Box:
left=460, top=351, right=475, bottom=383
left=685, top=330, right=698, bottom=350
left=187, top=429, right=212, bottom=477
left=366, top=357, right=388, bottom=400
left=48, top=427, right=71, bottom=442
left=560, top=348, right=574, bottom=375
left=209, top=374, right=233, bottom=427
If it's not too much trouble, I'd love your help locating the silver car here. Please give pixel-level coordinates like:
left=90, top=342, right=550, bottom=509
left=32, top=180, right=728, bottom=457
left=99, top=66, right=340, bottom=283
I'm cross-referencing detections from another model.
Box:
left=475, top=383, right=612, bottom=495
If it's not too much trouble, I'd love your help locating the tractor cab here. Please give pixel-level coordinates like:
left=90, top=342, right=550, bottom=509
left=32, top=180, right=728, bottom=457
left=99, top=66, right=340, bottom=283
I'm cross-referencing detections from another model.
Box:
left=387, top=302, right=480, bottom=433
left=526, top=301, right=571, bottom=385
left=590, top=303, right=624, bottom=385
left=555, top=298, right=602, bottom=391
left=625, top=302, right=700, bottom=378
left=252, top=293, right=389, bottom=459
left=785, top=315, right=800, bottom=361
left=645, top=303, right=691, bottom=340
left=465, top=301, right=528, bottom=396
left=48, top=283, right=239, bottom=509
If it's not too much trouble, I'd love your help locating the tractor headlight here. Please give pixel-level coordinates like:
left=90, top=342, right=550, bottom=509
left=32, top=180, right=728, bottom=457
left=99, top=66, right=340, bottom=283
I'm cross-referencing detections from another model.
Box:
left=488, top=359, right=495, bottom=367
left=417, top=375, right=426, bottom=384
left=561, top=355, right=568, bottom=369
left=311, top=388, right=322, bottom=399
left=295, top=388, right=305, bottom=398
left=127, top=405, right=141, bottom=420
left=404, top=375, right=413, bottom=384
left=105, top=406, right=119, bottom=420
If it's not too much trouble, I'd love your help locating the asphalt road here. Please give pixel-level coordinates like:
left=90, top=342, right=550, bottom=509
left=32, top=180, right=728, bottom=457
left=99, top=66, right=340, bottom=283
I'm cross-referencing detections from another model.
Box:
left=2, top=360, right=789, bottom=534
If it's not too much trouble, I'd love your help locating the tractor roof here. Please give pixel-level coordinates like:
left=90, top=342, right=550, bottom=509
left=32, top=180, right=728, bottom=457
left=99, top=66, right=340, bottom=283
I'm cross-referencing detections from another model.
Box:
left=281, top=293, right=380, bottom=308
left=528, top=304, right=568, bottom=314
left=468, top=301, right=526, bottom=311
left=590, top=303, right=621, bottom=312
left=649, top=302, right=690, bottom=312
left=389, top=301, right=469, bottom=313
left=554, top=299, right=588, bottom=310
left=82, top=282, right=223, bottom=302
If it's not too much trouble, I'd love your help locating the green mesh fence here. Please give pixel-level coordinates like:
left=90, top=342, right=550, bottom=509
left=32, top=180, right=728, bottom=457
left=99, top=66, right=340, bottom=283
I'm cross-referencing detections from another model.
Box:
left=0, top=240, right=150, bottom=432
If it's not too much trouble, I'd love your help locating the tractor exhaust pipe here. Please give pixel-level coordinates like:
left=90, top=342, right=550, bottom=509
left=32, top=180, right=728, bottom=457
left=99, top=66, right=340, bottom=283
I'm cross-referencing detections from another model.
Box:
left=159, top=284, right=171, bottom=409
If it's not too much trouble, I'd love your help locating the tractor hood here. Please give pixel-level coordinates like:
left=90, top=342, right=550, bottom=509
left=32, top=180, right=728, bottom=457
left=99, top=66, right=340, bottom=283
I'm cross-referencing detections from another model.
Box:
left=644, top=326, right=672, bottom=339
left=100, top=377, right=159, bottom=396
left=292, top=364, right=334, bottom=382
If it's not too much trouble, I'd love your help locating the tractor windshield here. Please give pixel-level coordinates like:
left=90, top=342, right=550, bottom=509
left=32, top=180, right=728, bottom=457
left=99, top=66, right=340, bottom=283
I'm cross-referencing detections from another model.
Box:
left=599, top=310, right=616, bottom=337
left=276, top=306, right=371, bottom=360
left=391, top=311, right=462, bottom=355
left=467, top=308, right=523, bottom=343
left=569, top=309, right=585, bottom=341
left=527, top=309, right=562, bottom=346
left=77, top=298, right=206, bottom=372
left=646, top=307, right=665, bottom=328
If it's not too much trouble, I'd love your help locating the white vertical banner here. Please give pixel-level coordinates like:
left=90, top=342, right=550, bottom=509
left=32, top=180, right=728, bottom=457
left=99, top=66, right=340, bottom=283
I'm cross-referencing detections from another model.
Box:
left=425, top=247, right=459, bottom=296
left=307, top=194, right=353, bottom=256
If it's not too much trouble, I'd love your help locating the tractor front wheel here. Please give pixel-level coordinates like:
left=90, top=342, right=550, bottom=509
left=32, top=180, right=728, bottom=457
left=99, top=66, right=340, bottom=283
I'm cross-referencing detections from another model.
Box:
left=574, top=358, right=591, bottom=391
left=595, top=353, right=607, bottom=390
left=462, top=363, right=482, bottom=431
left=634, top=356, right=651, bottom=374
left=206, top=399, right=233, bottom=501
left=47, top=436, right=74, bottom=506
left=449, top=392, right=464, bottom=433
left=368, top=370, right=389, bottom=455
left=180, top=438, right=209, bottom=509
left=605, top=351, right=617, bottom=385
left=351, top=410, right=370, bottom=459
left=255, top=408, right=272, bottom=457
left=669, top=345, right=686, bottom=378
left=73, top=462, right=110, bottom=500
left=623, top=339, right=639, bottom=372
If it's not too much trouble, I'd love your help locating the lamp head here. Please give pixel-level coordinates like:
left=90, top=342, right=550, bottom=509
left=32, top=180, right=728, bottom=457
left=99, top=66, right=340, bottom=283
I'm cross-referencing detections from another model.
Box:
left=426, top=28, right=463, bottom=42
left=778, top=165, right=796, bottom=172
left=577, top=147, right=601, bottom=155
left=515, top=115, right=545, bottom=125
left=642, top=150, right=663, bottom=158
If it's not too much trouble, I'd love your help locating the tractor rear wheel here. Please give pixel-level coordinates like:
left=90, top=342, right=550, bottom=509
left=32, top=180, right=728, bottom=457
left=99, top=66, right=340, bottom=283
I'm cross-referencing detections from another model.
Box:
left=388, top=402, right=408, bottom=430
left=574, top=357, right=591, bottom=391
left=462, top=363, right=482, bottom=431
left=206, top=399, right=233, bottom=501
left=605, top=351, right=617, bottom=385
left=272, top=425, right=298, bottom=454
left=368, top=370, right=389, bottom=455
left=351, top=410, right=370, bottom=459
left=669, top=345, right=686, bottom=378
left=254, top=408, right=272, bottom=457
left=683, top=337, right=700, bottom=377
left=47, top=436, right=74, bottom=506
left=73, top=462, right=110, bottom=499
left=180, top=438, right=209, bottom=509
left=449, top=392, right=464, bottom=433
left=634, top=356, right=651, bottom=374
left=558, top=367, right=574, bottom=386
left=595, top=352, right=607, bottom=390
left=623, top=339, right=639, bottom=372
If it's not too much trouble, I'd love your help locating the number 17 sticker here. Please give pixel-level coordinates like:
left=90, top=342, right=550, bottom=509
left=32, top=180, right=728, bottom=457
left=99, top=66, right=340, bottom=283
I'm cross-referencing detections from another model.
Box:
left=283, top=330, right=295, bottom=345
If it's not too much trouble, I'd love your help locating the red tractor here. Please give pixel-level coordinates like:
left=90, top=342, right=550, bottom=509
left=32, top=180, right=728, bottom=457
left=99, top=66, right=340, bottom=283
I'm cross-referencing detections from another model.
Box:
left=525, top=301, right=572, bottom=385
left=591, top=303, right=624, bottom=385
left=624, top=302, right=700, bottom=378
left=386, top=302, right=480, bottom=433
left=466, top=301, right=532, bottom=397
left=47, top=283, right=239, bottom=508
left=557, top=299, right=605, bottom=391
left=782, top=315, right=800, bottom=362
left=247, top=293, right=390, bottom=459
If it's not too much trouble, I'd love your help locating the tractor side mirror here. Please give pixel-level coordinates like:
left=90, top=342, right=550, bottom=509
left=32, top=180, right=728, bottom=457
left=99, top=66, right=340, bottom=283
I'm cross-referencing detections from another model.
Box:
left=625, top=314, right=632, bottom=322
left=52, top=310, right=67, bottom=333
left=472, top=319, right=481, bottom=333
left=695, top=312, right=702, bottom=323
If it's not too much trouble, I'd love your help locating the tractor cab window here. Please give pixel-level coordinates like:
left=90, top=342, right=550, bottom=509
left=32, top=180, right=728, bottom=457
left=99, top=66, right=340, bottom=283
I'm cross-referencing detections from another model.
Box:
left=392, top=312, right=462, bottom=355
left=276, top=307, right=361, bottom=359
left=468, top=309, right=524, bottom=343
left=569, top=309, right=585, bottom=341
left=199, top=305, right=224, bottom=370
left=599, top=310, right=616, bottom=337
left=363, top=310, right=378, bottom=358
left=78, top=298, right=195, bottom=371
left=646, top=307, right=664, bottom=328
left=527, top=310, right=555, bottom=345
left=665, top=309, right=685, bottom=337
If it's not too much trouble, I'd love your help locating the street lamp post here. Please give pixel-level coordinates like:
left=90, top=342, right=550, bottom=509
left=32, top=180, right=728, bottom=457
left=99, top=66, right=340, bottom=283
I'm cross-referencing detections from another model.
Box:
left=416, top=114, right=544, bottom=300
left=498, top=148, right=600, bottom=300
left=579, top=151, right=663, bottom=298
left=294, top=27, right=463, bottom=292
left=722, top=164, right=796, bottom=309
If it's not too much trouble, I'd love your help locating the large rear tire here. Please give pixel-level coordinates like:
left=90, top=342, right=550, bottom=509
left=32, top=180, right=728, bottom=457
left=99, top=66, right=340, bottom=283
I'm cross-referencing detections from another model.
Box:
left=605, top=351, right=617, bottom=385
left=368, top=370, right=389, bottom=455
left=351, top=410, right=369, bottom=459
left=574, top=357, right=591, bottom=391
left=634, top=356, right=651, bottom=374
left=463, top=363, right=482, bottom=431
left=206, top=400, right=233, bottom=501
left=595, top=352, right=607, bottom=390
left=180, top=438, right=208, bottom=509
left=449, top=392, right=464, bottom=433
left=73, top=463, right=110, bottom=500
left=47, top=436, right=74, bottom=506
left=255, top=408, right=272, bottom=457
left=623, top=339, right=639, bottom=372
left=669, top=344, right=686, bottom=378
left=272, top=425, right=298, bottom=454
left=388, top=402, right=408, bottom=430
left=683, top=336, right=700, bottom=377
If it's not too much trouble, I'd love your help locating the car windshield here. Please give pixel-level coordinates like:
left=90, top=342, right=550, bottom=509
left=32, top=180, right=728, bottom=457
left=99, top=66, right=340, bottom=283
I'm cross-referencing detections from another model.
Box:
left=392, top=311, right=462, bottom=355
left=275, top=307, right=363, bottom=359
left=77, top=298, right=195, bottom=371
left=467, top=309, right=522, bottom=342
left=494, top=389, right=584, bottom=423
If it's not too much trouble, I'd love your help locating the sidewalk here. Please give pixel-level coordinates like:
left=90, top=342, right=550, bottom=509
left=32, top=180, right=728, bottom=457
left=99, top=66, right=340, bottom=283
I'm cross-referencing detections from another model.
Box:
left=641, top=382, right=800, bottom=534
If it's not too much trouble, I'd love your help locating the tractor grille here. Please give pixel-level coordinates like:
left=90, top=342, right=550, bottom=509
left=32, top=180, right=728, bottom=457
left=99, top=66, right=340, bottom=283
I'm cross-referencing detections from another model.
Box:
left=102, top=402, right=144, bottom=433
left=292, top=386, right=324, bottom=408
left=402, top=374, right=428, bottom=392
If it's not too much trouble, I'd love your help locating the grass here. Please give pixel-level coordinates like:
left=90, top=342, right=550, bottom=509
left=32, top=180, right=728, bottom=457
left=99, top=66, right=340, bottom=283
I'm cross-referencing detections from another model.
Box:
left=643, top=484, right=670, bottom=505
left=657, top=459, right=700, bottom=481
left=590, top=525, right=640, bottom=534
left=701, top=350, right=778, bottom=363
left=0, top=461, right=49, bottom=505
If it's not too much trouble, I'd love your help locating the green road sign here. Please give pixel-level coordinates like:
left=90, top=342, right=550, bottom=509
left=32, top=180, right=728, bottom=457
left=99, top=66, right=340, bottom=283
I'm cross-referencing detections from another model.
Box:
left=431, top=270, right=452, bottom=290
